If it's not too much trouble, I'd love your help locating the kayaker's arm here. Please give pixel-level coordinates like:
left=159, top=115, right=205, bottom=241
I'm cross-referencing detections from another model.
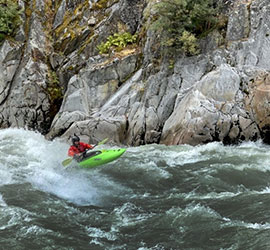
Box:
left=73, top=152, right=85, bottom=162
left=62, top=138, right=109, bottom=167
left=74, top=139, right=109, bottom=162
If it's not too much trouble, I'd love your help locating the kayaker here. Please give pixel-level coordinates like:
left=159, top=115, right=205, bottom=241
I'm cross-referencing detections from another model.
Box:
left=68, top=134, right=94, bottom=161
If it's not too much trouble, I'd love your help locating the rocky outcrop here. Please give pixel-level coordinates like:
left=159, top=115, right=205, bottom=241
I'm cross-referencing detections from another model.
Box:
left=2, top=0, right=270, bottom=146
left=0, top=1, right=54, bottom=133
left=245, top=71, right=270, bottom=143
left=161, top=0, right=270, bottom=145
left=47, top=51, right=142, bottom=143
left=161, top=63, right=259, bottom=145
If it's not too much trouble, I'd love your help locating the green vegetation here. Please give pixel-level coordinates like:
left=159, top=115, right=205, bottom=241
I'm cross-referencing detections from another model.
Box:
left=148, top=0, right=225, bottom=56
left=97, top=32, right=138, bottom=54
left=92, top=0, right=109, bottom=10
left=0, top=0, right=22, bottom=41
left=179, top=31, right=198, bottom=56
left=47, top=71, right=63, bottom=104
left=45, top=70, right=63, bottom=124
left=92, top=0, right=119, bottom=11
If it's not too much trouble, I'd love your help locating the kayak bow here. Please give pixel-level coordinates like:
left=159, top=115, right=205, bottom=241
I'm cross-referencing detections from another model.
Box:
left=78, top=148, right=126, bottom=168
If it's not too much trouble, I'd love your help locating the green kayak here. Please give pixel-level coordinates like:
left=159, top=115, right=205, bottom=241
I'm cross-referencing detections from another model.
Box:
left=78, top=148, right=126, bottom=168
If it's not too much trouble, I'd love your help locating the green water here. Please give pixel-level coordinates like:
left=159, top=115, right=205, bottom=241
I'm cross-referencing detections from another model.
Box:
left=1, top=128, right=270, bottom=249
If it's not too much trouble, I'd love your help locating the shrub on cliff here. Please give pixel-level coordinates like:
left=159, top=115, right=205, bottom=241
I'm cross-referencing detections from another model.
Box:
left=148, top=0, right=223, bottom=56
left=97, top=32, right=138, bottom=54
left=0, top=0, right=22, bottom=41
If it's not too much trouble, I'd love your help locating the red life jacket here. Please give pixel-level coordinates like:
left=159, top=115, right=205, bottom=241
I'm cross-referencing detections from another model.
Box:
left=68, top=142, right=93, bottom=157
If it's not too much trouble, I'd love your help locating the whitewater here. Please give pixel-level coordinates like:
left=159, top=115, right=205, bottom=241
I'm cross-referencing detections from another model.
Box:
left=1, top=128, right=270, bottom=249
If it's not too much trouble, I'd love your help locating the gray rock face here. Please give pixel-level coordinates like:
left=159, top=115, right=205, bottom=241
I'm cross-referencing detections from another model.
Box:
left=53, top=0, right=66, bottom=29
left=160, top=64, right=259, bottom=145
left=226, top=2, right=250, bottom=41
left=0, top=6, right=53, bottom=133
left=47, top=53, right=141, bottom=143
left=160, top=0, right=270, bottom=145
left=2, top=0, right=270, bottom=146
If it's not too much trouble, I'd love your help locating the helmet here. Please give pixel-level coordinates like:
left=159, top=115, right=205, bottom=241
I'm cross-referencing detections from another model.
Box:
left=72, top=134, right=80, bottom=145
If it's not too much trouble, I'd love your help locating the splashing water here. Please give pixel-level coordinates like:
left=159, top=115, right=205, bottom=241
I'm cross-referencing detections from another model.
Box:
left=1, top=128, right=270, bottom=249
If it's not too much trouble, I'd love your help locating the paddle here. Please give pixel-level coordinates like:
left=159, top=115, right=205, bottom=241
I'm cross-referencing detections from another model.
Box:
left=62, top=138, right=109, bottom=167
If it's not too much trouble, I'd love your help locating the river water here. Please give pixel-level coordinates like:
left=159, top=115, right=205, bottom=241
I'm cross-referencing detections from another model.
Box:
left=1, top=128, right=270, bottom=249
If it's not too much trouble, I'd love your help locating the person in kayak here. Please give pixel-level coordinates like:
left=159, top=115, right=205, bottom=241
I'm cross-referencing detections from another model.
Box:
left=68, top=134, right=94, bottom=161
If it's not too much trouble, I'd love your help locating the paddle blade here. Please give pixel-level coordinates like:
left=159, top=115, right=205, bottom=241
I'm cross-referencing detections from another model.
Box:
left=97, top=138, right=109, bottom=146
left=62, top=157, right=73, bottom=167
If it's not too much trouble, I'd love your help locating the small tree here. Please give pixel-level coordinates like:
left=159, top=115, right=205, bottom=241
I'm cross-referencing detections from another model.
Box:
left=149, top=0, right=222, bottom=56
left=0, top=0, right=22, bottom=41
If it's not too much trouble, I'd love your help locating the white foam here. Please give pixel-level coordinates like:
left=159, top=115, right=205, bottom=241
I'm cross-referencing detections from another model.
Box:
left=184, top=190, right=242, bottom=201
left=261, top=186, right=270, bottom=193
left=0, top=167, right=13, bottom=186
left=87, top=227, right=117, bottom=241
left=111, top=202, right=152, bottom=229
left=221, top=217, right=270, bottom=230
left=0, top=206, right=33, bottom=230
left=0, top=194, right=7, bottom=207
left=0, top=129, right=101, bottom=205
left=1, top=128, right=270, bottom=207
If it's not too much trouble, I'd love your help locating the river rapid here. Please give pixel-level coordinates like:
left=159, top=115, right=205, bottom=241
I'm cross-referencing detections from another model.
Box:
left=1, top=128, right=270, bottom=249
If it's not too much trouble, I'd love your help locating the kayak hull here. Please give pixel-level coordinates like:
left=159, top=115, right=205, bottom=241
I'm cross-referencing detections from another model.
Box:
left=78, top=148, right=126, bottom=168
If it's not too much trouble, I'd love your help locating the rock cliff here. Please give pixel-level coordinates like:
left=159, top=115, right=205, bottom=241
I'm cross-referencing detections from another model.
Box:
left=1, top=0, right=270, bottom=146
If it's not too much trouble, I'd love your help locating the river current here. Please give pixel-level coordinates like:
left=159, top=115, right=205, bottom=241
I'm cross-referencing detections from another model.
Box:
left=0, top=128, right=270, bottom=249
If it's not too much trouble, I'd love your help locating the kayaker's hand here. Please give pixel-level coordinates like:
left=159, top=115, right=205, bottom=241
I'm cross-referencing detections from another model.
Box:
left=73, top=154, right=79, bottom=161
